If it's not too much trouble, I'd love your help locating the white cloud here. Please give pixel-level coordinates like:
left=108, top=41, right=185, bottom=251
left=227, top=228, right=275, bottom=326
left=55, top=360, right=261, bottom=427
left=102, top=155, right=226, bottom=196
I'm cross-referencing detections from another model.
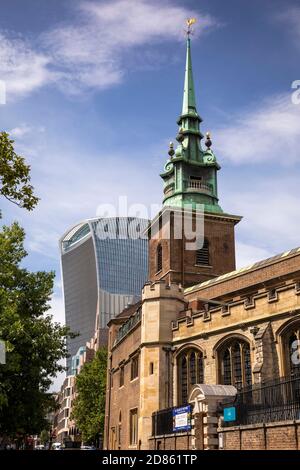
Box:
left=9, top=124, right=45, bottom=138
left=223, top=175, right=300, bottom=268
left=9, top=124, right=32, bottom=138
left=42, top=0, right=216, bottom=93
left=0, top=33, right=54, bottom=99
left=27, top=228, right=61, bottom=258
left=235, top=241, right=273, bottom=269
left=80, top=0, right=213, bottom=45
left=4, top=132, right=162, bottom=261
left=48, top=292, right=65, bottom=326
left=215, top=93, right=300, bottom=165
left=0, top=0, right=217, bottom=99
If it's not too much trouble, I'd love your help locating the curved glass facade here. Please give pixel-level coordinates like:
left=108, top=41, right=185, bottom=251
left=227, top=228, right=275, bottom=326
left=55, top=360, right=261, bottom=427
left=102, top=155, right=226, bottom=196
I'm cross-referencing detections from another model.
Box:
left=60, top=217, right=149, bottom=372
left=90, top=218, right=148, bottom=296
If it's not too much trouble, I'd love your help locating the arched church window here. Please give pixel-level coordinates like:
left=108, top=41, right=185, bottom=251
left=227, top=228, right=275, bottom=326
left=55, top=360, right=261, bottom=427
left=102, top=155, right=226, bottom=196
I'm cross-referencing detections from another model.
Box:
left=196, top=238, right=209, bottom=266
left=177, top=348, right=204, bottom=405
left=157, top=244, right=162, bottom=272
left=219, top=339, right=252, bottom=390
left=283, top=325, right=300, bottom=377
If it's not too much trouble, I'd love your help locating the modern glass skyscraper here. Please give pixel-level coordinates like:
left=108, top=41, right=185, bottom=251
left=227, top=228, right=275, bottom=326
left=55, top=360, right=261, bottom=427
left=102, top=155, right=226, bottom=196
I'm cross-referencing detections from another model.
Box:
left=60, top=217, right=149, bottom=372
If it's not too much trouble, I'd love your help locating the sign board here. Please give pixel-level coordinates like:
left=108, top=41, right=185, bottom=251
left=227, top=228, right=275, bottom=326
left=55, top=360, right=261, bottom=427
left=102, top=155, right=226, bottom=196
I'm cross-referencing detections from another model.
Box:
left=173, top=405, right=192, bottom=432
left=223, top=406, right=236, bottom=422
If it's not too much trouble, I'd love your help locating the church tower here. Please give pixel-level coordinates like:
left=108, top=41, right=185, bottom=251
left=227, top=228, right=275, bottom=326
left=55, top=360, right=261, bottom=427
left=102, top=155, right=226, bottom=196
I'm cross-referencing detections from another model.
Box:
left=149, top=32, right=241, bottom=288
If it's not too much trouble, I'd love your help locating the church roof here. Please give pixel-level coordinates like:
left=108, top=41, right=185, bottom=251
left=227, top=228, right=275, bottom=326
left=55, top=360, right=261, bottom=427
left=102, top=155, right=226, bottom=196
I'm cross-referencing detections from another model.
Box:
left=115, top=300, right=142, bottom=319
left=185, top=246, right=300, bottom=294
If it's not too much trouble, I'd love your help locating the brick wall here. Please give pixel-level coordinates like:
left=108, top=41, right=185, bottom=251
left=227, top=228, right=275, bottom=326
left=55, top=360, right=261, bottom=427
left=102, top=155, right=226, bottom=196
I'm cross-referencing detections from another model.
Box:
left=148, top=211, right=237, bottom=288
left=149, top=433, right=192, bottom=450
left=220, top=421, right=300, bottom=450
left=149, top=421, right=300, bottom=450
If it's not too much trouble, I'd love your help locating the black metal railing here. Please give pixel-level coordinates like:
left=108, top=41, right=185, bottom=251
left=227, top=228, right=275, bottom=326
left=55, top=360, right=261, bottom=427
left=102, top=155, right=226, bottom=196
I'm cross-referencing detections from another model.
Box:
left=152, top=405, right=192, bottom=436
left=152, top=407, right=174, bottom=436
left=223, top=373, right=300, bottom=426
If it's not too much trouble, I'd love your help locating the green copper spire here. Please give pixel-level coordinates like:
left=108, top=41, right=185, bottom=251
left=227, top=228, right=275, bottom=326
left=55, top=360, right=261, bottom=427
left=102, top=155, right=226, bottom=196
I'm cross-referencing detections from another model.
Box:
left=176, top=37, right=203, bottom=163
left=160, top=34, right=223, bottom=214
left=182, top=37, right=197, bottom=116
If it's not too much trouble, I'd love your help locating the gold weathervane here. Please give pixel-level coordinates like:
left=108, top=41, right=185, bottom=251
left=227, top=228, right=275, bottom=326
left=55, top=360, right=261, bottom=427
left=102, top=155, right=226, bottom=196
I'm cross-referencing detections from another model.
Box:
left=185, top=17, right=197, bottom=36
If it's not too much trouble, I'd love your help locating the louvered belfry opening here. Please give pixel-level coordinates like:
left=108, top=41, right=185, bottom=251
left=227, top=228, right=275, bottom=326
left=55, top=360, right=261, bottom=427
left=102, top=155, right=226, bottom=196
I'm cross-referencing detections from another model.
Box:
left=196, top=238, right=209, bottom=266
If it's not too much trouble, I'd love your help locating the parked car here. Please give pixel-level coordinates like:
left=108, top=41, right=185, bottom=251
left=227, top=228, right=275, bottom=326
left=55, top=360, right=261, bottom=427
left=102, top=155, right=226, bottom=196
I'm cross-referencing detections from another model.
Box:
left=80, top=445, right=96, bottom=450
left=52, top=442, right=63, bottom=450
left=35, top=445, right=45, bottom=450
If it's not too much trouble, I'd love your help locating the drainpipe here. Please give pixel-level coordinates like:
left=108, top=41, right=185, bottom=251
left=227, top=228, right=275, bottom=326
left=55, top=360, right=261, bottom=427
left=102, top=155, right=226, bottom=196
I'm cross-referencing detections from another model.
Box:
left=106, top=354, right=112, bottom=450
left=164, top=346, right=176, bottom=408
left=166, top=348, right=170, bottom=408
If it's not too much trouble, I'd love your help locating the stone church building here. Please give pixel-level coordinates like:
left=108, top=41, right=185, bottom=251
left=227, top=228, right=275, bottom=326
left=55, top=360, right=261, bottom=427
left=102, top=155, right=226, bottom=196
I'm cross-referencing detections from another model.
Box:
left=104, top=36, right=300, bottom=451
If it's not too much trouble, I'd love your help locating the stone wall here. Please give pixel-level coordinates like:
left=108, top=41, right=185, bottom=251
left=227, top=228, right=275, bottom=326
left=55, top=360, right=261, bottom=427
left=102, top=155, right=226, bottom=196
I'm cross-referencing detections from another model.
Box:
left=139, top=282, right=186, bottom=449
left=104, top=321, right=141, bottom=450
left=172, top=279, right=300, bottom=383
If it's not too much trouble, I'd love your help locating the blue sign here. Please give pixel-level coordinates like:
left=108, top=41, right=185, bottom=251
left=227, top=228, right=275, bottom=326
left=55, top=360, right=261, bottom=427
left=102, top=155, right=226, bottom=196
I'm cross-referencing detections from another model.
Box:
left=173, top=405, right=192, bottom=432
left=223, top=406, right=236, bottom=422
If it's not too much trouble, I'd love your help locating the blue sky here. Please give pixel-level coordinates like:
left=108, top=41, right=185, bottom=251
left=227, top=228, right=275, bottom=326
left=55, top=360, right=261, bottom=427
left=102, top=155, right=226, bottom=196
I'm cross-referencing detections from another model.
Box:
left=1, top=0, right=300, bottom=387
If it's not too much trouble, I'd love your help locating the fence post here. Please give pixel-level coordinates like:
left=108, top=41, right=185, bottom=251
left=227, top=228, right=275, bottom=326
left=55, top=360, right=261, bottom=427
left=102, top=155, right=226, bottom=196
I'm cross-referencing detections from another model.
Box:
left=192, top=412, right=204, bottom=450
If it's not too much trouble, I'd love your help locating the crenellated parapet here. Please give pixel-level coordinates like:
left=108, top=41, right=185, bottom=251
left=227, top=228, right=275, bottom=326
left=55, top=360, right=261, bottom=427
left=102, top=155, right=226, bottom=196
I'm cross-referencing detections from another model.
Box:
left=142, top=280, right=184, bottom=301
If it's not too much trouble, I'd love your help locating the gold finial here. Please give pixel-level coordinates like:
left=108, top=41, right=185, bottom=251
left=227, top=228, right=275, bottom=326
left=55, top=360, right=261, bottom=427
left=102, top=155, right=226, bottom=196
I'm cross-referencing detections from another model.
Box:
left=186, top=18, right=197, bottom=36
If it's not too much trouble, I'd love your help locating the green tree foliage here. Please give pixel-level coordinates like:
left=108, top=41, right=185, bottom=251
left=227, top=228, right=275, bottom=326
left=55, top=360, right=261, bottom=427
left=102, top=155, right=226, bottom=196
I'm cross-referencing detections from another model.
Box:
left=0, top=222, right=74, bottom=441
left=0, top=132, right=39, bottom=211
left=71, top=348, right=107, bottom=444
left=40, top=429, right=50, bottom=446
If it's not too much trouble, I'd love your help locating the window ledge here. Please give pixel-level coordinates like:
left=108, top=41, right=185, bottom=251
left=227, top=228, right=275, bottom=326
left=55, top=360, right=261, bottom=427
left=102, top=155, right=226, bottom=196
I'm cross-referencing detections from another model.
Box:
left=130, top=377, right=139, bottom=383
left=194, top=264, right=213, bottom=268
